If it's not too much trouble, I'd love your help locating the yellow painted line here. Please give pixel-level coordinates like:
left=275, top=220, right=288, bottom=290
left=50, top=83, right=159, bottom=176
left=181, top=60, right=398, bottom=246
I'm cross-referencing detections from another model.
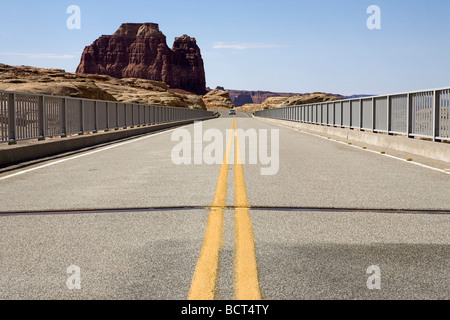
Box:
left=233, top=119, right=262, bottom=300
left=188, top=118, right=235, bottom=300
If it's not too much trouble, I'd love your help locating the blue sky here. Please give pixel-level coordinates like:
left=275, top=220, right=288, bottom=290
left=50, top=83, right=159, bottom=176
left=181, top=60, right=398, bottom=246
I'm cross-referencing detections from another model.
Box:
left=0, top=0, right=449, bottom=96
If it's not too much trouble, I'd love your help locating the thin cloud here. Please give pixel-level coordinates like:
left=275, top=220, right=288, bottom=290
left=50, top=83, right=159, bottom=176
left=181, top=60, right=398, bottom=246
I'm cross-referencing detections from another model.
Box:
left=1, top=52, right=75, bottom=59
left=213, top=42, right=280, bottom=50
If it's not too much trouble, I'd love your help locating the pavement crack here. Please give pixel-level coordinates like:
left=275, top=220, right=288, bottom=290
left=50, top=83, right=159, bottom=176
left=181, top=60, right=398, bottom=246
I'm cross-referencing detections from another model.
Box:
left=1, top=206, right=448, bottom=217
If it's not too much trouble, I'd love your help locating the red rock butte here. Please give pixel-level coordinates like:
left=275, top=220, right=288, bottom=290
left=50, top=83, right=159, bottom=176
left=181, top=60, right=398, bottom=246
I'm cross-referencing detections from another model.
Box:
left=76, top=23, right=207, bottom=95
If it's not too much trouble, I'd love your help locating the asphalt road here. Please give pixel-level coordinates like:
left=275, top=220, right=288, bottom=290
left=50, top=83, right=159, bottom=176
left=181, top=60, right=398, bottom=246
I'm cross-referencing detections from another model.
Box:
left=0, top=115, right=448, bottom=300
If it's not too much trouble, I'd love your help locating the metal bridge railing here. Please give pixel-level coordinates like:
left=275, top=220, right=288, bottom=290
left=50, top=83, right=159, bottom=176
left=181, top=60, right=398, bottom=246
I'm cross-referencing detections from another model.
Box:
left=0, top=90, right=214, bottom=145
left=254, top=87, right=450, bottom=142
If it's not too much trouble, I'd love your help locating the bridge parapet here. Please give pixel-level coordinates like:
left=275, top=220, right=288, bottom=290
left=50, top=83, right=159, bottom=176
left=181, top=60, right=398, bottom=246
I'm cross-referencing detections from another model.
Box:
left=255, top=87, right=450, bottom=143
left=0, top=90, right=214, bottom=145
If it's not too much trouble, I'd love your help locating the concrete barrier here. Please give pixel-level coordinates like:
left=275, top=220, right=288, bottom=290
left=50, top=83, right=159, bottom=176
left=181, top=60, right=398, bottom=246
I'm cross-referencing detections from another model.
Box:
left=257, top=117, right=450, bottom=163
left=0, top=117, right=213, bottom=167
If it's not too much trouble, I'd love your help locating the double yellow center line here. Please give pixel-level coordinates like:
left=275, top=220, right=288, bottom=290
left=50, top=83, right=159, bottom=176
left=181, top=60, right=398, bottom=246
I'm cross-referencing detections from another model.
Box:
left=187, top=118, right=262, bottom=300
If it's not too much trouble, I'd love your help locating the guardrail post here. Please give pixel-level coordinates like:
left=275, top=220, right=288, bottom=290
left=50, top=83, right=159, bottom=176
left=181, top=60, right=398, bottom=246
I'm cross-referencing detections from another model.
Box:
left=123, top=104, right=127, bottom=129
left=150, top=105, right=156, bottom=125
left=143, top=105, right=147, bottom=125
left=79, top=100, right=85, bottom=135
left=105, top=102, right=110, bottom=131
left=359, top=99, right=363, bottom=130
left=137, top=105, right=141, bottom=127
left=151, top=105, right=154, bottom=124
left=387, top=96, right=392, bottom=135
left=372, top=97, right=376, bottom=132
left=311, top=106, right=314, bottom=124
left=116, top=103, right=119, bottom=130
left=310, top=105, right=312, bottom=123
left=61, top=98, right=67, bottom=138
left=317, top=105, right=320, bottom=124
left=38, top=95, right=46, bottom=141
left=7, top=93, right=17, bottom=145
left=305, top=106, right=308, bottom=123
left=145, top=105, right=148, bottom=124
left=93, top=101, right=98, bottom=133
left=308, top=106, right=310, bottom=123
left=433, top=90, right=440, bottom=142
left=156, top=106, right=159, bottom=123
left=150, top=106, right=154, bottom=124
left=406, top=93, right=412, bottom=138
left=131, top=104, right=135, bottom=128
left=332, top=103, right=336, bottom=126
left=157, top=106, right=161, bottom=123
left=348, top=102, right=351, bottom=128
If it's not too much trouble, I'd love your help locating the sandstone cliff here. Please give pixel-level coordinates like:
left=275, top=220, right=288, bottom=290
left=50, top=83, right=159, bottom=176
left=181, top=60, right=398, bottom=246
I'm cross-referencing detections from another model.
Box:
left=76, top=23, right=207, bottom=95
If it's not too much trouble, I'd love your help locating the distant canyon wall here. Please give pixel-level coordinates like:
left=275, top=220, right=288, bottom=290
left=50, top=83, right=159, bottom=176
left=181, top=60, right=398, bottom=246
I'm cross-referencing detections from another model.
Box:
left=226, top=90, right=346, bottom=106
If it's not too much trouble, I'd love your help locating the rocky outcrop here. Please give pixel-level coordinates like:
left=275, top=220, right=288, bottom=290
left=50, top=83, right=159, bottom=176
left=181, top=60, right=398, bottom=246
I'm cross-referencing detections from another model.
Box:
left=202, top=89, right=236, bottom=110
left=0, top=64, right=117, bottom=101
left=279, top=92, right=341, bottom=106
left=0, top=64, right=206, bottom=109
left=76, top=23, right=207, bottom=95
left=240, top=92, right=342, bottom=113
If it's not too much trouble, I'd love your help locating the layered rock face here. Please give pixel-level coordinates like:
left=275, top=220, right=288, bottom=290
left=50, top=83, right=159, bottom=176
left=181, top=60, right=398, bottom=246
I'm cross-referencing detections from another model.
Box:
left=228, top=90, right=346, bottom=106
left=76, top=23, right=207, bottom=95
left=0, top=64, right=206, bottom=109
left=203, top=89, right=236, bottom=110
left=229, top=90, right=301, bottom=106
left=240, top=92, right=342, bottom=113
